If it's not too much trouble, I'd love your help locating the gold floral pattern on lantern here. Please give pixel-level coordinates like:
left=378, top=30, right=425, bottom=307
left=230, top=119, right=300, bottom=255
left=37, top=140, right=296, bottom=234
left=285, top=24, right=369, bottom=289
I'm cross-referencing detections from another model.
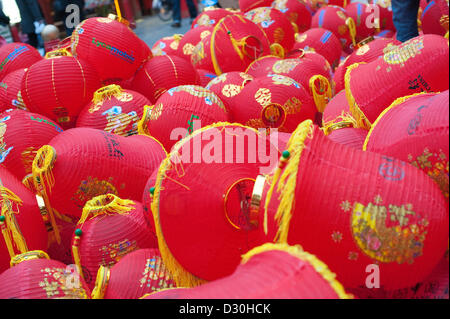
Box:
left=356, top=44, right=370, bottom=56
left=383, top=38, right=424, bottom=65
left=191, top=41, right=205, bottom=66
left=272, top=60, right=299, bottom=73
left=222, top=84, right=242, bottom=97
left=337, top=10, right=347, bottom=20
left=283, top=96, right=302, bottom=114
left=149, top=103, right=163, bottom=121
left=100, top=239, right=138, bottom=266
left=200, top=30, right=211, bottom=39
left=39, top=267, right=89, bottom=299
left=255, top=88, right=272, bottom=106
left=71, top=176, right=119, bottom=209
left=274, top=27, right=286, bottom=44
left=139, top=256, right=175, bottom=291
left=21, top=146, right=37, bottom=174
left=183, top=43, right=196, bottom=55
left=332, top=231, right=343, bottom=243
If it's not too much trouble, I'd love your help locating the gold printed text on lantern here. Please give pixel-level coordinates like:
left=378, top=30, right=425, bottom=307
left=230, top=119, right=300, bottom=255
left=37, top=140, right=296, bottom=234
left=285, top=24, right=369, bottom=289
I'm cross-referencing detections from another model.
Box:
left=139, top=256, right=174, bottom=290
left=100, top=239, right=138, bottom=265
left=71, top=176, right=119, bottom=209
left=383, top=38, right=424, bottom=65
left=39, top=267, right=88, bottom=299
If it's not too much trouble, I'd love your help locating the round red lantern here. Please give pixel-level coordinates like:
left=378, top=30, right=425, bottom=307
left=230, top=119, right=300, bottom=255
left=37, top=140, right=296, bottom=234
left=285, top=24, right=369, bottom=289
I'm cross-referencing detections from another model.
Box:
left=345, top=34, right=449, bottom=130
left=191, top=7, right=236, bottom=29
left=71, top=194, right=158, bottom=289
left=197, top=69, right=218, bottom=87
left=0, top=251, right=91, bottom=299
left=0, top=68, right=28, bottom=111
left=245, top=7, right=297, bottom=55
left=76, top=84, right=150, bottom=137
left=239, top=0, right=273, bottom=13
left=311, top=5, right=357, bottom=52
left=142, top=169, right=158, bottom=235
left=255, top=120, right=449, bottom=289
left=131, top=55, right=201, bottom=104
left=0, top=166, right=48, bottom=273
left=292, top=28, right=343, bottom=69
left=91, top=248, right=176, bottom=299
left=363, top=91, right=449, bottom=201
left=0, top=43, right=42, bottom=81
left=151, top=123, right=280, bottom=287
left=420, top=0, right=449, bottom=37
left=326, top=125, right=368, bottom=150
left=177, top=26, right=214, bottom=62
left=272, top=0, right=313, bottom=33
left=191, top=14, right=272, bottom=75
left=151, top=34, right=184, bottom=57
left=373, top=0, right=395, bottom=32
left=146, top=243, right=353, bottom=299
left=332, top=60, right=347, bottom=93
left=322, top=89, right=352, bottom=127
left=0, top=109, right=63, bottom=181
left=138, top=85, right=229, bottom=151
left=71, top=16, right=151, bottom=83
left=245, top=55, right=282, bottom=78
left=375, top=29, right=396, bottom=39
left=21, top=49, right=101, bottom=129
left=345, top=2, right=379, bottom=41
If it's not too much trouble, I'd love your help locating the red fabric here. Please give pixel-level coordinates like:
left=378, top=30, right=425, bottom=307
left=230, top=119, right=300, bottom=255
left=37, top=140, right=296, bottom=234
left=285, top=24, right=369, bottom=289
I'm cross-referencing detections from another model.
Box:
left=420, top=0, right=449, bottom=36
left=0, top=68, right=28, bottom=112
left=103, top=248, right=176, bottom=299
left=263, top=124, right=449, bottom=289
left=191, top=8, right=237, bottom=29
left=0, top=109, right=63, bottom=180
left=34, top=128, right=166, bottom=218
left=239, top=0, right=273, bottom=12
left=21, top=55, right=101, bottom=129
left=0, top=257, right=91, bottom=299
left=177, top=26, right=214, bottom=62
left=292, top=28, right=343, bottom=69
left=77, top=86, right=151, bottom=137
left=272, top=0, right=312, bottom=33
left=0, top=166, right=48, bottom=273
left=140, top=85, right=229, bottom=151
left=132, top=55, right=201, bottom=104
left=71, top=17, right=151, bottom=83
left=72, top=199, right=158, bottom=289
left=245, top=7, right=297, bottom=53
left=0, top=43, right=42, bottom=81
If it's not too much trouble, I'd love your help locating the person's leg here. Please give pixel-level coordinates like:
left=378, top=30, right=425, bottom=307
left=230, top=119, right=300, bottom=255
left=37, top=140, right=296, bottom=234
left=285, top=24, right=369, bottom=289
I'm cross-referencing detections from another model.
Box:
left=186, top=0, right=198, bottom=19
left=172, top=0, right=181, bottom=25
left=27, top=32, right=38, bottom=48
left=391, top=0, right=420, bottom=42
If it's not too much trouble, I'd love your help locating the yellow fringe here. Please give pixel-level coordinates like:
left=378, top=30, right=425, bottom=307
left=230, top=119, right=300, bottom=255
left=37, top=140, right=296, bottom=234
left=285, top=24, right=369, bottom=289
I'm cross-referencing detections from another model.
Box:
left=309, top=75, right=332, bottom=113
left=344, top=62, right=372, bottom=130
left=21, top=174, right=36, bottom=194
left=241, top=243, right=353, bottom=299
left=78, top=194, right=135, bottom=226
left=10, top=250, right=50, bottom=267
left=91, top=265, right=111, bottom=299
left=151, top=122, right=258, bottom=287
left=322, top=111, right=358, bottom=136
left=362, top=91, right=436, bottom=151
left=137, top=105, right=153, bottom=136
left=31, top=145, right=61, bottom=244
left=92, top=84, right=123, bottom=106
left=264, top=120, right=314, bottom=244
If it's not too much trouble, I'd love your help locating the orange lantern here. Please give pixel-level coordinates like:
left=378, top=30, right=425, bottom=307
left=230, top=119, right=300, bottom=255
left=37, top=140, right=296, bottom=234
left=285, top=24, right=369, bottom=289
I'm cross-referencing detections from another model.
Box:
left=363, top=91, right=449, bottom=201
left=76, top=85, right=150, bottom=137
left=197, top=69, right=218, bottom=87
left=0, top=166, right=48, bottom=273
left=177, top=26, right=214, bottom=62
left=0, top=109, right=63, bottom=181
left=131, top=55, right=201, bottom=104
left=292, top=28, right=343, bottom=69
left=0, top=251, right=90, bottom=299
left=137, top=85, right=229, bottom=151
left=420, top=0, right=449, bottom=37
left=345, top=34, right=449, bottom=130
left=0, top=43, right=42, bottom=81
left=21, top=50, right=102, bottom=129
left=71, top=194, right=158, bottom=289
left=151, top=34, right=184, bottom=57
left=191, top=14, right=272, bottom=75
left=0, top=68, right=28, bottom=112
left=311, top=5, right=357, bottom=52
left=91, top=248, right=176, bottom=299
left=71, top=16, right=151, bottom=83
left=150, top=123, right=280, bottom=287
left=145, top=243, right=352, bottom=299
left=239, top=0, right=273, bottom=13
left=245, top=7, right=297, bottom=56
left=272, top=0, right=313, bottom=33
left=191, top=7, right=237, bottom=28
left=254, top=119, right=449, bottom=289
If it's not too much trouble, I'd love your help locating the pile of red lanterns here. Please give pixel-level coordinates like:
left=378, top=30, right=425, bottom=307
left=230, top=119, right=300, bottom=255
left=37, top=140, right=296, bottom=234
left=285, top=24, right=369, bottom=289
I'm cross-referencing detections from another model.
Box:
left=0, top=0, right=448, bottom=300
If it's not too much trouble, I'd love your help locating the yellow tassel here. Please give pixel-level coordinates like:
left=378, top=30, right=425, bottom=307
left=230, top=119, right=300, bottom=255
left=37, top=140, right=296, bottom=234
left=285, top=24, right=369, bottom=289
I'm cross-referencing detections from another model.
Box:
left=346, top=17, right=357, bottom=48
left=264, top=120, right=314, bottom=244
left=270, top=43, right=285, bottom=58
left=92, top=84, right=123, bottom=106
left=78, top=194, right=136, bottom=226
left=31, top=145, right=61, bottom=244
left=0, top=216, right=14, bottom=259
left=91, top=266, right=111, bottom=299
left=137, top=105, right=153, bottom=136
left=241, top=243, right=353, bottom=299
left=310, top=75, right=332, bottom=113
left=72, top=229, right=84, bottom=280
left=362, top=91, right=436, bottom=151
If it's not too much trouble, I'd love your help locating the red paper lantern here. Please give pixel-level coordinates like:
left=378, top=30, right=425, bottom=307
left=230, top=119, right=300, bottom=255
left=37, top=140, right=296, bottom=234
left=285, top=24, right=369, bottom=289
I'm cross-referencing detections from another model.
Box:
left=71, top=16, right=151, bottom=83
left=142, top=169, right=158, bottom=236
left=0, top=109, right=63, bottom=181
left=239, top=0, right=273, bottom=13
left=332, top=60, right=347, bottom=93
left=150, top=123, right=280, bottom=287
left=197, top=69, right=218, bottom=87
left=326, top=126, right=368, bottom=150
left=345, top=2, right=379, bottom=41
left=76, top=84, right=150, bottom=137
left=345, top=34, right=449, bottom=130
left=322, top=89, right=351, bottom=127
left=373, top=0, right=395, bottom=32
left=191, top=7, right=237, bottom=29
left=138, top=85, right=229, bottom=151
left=0, top=68, right=28, bottom=112
left=151, top=34, right=184, bottom=57
left=254, top=120, right=449, bottom=289
left=131, top=55, right=201, bottom=104
left=272, top=0, right=313, bottom=33
left=71, top=194, right=158, bottom=289
left=245, top=7, right=297, bottom=55
left=145, top=243, right=353, bottom=299
left=91, top=248, right=176, bottom=299
left=0, top=251, right=91, bottom=299
left=0, top=43, right=42, bottom=81
left=292, top=28, right=343, bottom=69
left=46, top=210, right=79, bottom=266
left=311, top=5, right=357, bottom=52
left=191, top=14, right=272, bottom=75
left=228, top=74, right=319, bottom=132
left=420, top=0, right=449, bottom=37
left=21, top=49, right=101, bottom=129
left=0, top=166, right=48, bottom=273
left=30, top=127, right=167, bottom=239
left=177, top=26, right=214, bottom=62
left=374, top=29, right=396, bottom=39
left=245, top=55, right=282, bottom=78
left=363, top=91, right=449, bottom=201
